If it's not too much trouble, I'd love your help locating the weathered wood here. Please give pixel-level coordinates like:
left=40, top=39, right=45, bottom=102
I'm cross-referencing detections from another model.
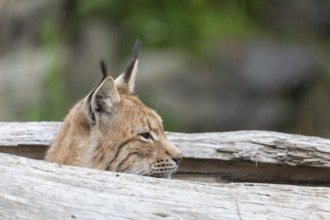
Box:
left=169, top=131, right=330, bottom=167
left=2, top=122, right=330, bottom=166
left=0, top=152, right=329, bottom=220
left=1, top=122, right=330, bottom=185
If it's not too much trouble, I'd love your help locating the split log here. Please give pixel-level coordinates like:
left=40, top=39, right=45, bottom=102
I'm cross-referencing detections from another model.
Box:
left=0, top=152, right=329, bottom=220
left=1, top=122, right=330, bottom=185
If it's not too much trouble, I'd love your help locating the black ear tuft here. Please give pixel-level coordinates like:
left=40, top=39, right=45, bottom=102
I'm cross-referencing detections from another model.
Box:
left=99, top=59, right=108, bottom=79
left=124, top=39, right=141, bottom=81
left=132, top=38, right=141, bottom=61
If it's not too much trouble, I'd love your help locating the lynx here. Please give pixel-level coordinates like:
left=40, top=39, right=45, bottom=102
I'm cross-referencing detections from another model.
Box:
left=45, top=40, right=182, bottom=178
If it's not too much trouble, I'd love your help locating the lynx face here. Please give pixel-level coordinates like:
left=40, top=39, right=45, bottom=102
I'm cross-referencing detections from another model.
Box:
left=45, top=40, right=182, bottom=179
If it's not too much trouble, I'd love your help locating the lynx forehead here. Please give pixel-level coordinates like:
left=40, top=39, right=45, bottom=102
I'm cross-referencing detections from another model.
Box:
left=45, top=39, right=182, bottom=178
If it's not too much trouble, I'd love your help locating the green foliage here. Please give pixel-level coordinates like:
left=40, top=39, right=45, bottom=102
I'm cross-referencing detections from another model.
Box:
left=24, top=20, right=68, bottom=121
left=23, top=0, right=330, bottom=134
left=74, top=0, right=260, bottom=55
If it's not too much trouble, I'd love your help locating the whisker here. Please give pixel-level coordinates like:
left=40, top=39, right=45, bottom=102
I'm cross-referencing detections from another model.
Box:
left=134, top=166, right=152, bottom=176
left=133, top=167, right=147, bottom=175
left=131, top=164, right=176, bottom=179
left=155, top=98, right=162, bottom=113
left=167, top=170, right=173, bottom=179
left=140, top=168, right=153, bottom=176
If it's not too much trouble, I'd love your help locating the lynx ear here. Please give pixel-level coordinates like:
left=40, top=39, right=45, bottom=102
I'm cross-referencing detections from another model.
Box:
left=115, top=39, right=141, bottom=94
left=88, top=76, right=120, bottom=123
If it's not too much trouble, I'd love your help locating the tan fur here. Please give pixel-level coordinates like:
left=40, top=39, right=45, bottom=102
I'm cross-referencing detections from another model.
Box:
left=45, top=41, right=182, bottom=178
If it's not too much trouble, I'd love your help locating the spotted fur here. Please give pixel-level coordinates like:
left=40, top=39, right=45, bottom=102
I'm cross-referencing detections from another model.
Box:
left=45, top=40, right=182, bottom=178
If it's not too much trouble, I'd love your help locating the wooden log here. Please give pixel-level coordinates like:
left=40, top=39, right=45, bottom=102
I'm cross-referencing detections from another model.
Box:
left=1, top=122, right=330, bottom=185
left=0, top=122, right=58, bottom=159
left=0, top=152, right=330, bottom=220
left=2, top=122, right=330, bottom=166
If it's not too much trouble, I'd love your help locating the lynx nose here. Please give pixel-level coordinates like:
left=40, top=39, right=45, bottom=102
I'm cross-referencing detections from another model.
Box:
left=172, top=153, right=183, bottom=164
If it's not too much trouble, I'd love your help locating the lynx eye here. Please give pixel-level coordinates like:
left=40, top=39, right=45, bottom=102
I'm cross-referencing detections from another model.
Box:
left=139, top=132, right=153, bottom=140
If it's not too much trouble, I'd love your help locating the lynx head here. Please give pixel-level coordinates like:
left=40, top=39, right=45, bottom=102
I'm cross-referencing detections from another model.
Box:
left=46, top=39, right=182, bottom=179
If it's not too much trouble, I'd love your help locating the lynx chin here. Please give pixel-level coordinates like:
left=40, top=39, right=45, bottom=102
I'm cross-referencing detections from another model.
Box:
left=45, top=39, right=183, bottom=179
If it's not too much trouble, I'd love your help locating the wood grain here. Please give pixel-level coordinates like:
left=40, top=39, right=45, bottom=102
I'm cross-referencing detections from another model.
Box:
left=1, top=122, right=330, bottom=166
left=1, top=122, right=330, bottom=185
left=0, top=152, right=329, bottom=220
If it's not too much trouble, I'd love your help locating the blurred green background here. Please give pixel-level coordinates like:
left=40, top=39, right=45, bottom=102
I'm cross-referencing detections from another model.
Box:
left=1, top=0, right=330, bottom=137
